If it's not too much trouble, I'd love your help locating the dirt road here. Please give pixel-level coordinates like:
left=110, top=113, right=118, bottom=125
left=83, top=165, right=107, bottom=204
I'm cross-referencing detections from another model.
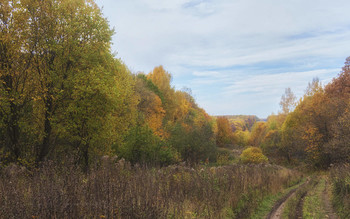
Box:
left=267, top=176, right=338, bottom=219
left=267, top=187, right=299, bottom=219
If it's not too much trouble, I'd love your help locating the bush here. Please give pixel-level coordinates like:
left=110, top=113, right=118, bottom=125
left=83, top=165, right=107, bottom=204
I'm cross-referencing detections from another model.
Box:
left=216, top=153, right=232, bottom=166
left=119, top=125, right=179, bottom=166
left=240, top=147, right=268, bottom=164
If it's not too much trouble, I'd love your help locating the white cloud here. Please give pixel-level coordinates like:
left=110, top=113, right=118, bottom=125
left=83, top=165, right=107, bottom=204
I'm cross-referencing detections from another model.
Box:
left=95, top=0, right=350, bottom=117
left=192, top=70, right=221, bottom=77
left=222, top=69, right=339, bottom=96
left=193, top=68, right=339, bottom=118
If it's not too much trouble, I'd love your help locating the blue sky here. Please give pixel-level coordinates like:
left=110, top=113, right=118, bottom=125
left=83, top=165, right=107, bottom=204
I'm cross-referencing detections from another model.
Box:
left=95, top=0, right=350, bottom=118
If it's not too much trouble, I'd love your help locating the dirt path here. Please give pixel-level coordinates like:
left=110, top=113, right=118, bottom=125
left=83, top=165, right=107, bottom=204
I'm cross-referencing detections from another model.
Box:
left=266, top=187, right=298, bottom=219
left=322, top=178, right=337, bottom=219
left=295, top=190, right=307, bottom=219
left=266, top=179, right=310, bottom=219
left=267, top=176, right=338, bottom=219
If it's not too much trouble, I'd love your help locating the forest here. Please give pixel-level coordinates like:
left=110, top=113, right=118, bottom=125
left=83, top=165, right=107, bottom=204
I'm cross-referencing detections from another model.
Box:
left=1, top=0, right=350, bottom=218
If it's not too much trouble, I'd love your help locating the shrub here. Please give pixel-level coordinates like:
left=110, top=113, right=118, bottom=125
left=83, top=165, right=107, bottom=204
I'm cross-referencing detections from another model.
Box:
left=240, top=147, right=268, bottom=164
left=216, top=153, right=231, bottom=166
left=119, top=125, right=179, bottom=166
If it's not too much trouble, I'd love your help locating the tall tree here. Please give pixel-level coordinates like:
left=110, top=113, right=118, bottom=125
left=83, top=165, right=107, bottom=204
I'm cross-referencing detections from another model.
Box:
left=147, top=66, right=177, bottom=122
left=279, top=87, right=296, bottom=114
left=216, top=117, right=234, bottom=147
left=0, top=0, right=137, bottom=167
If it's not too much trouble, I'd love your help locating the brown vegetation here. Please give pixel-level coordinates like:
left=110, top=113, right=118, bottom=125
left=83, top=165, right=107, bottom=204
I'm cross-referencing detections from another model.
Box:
left=0, top=159, right=302, bottom=218
left=330, top=164, right=350, bottom=218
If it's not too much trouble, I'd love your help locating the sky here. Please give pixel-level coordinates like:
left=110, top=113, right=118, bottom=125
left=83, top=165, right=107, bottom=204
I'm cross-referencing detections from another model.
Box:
left=95, top=0, right=350, bottom=118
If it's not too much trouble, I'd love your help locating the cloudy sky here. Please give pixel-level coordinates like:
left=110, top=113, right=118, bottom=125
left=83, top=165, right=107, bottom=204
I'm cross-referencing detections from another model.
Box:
left=95, top=0, right=350, bottom=118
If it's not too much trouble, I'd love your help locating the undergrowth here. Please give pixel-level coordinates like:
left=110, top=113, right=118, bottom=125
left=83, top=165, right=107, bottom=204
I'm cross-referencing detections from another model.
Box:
left=0, top=159, right=302, bottom=218
left=330, top=164, right=350, bottom=219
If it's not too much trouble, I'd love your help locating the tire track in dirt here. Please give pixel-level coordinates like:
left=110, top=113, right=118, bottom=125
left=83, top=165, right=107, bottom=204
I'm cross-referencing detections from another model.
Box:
left=295, top=190, right=307, bottom=219
left=266, top=179, right=308, bottom=219
left=295, top=178, right=319, bottom=219
left=266, top=188, right=297, bottom=219
left=322, top=178, right=337, bottom=219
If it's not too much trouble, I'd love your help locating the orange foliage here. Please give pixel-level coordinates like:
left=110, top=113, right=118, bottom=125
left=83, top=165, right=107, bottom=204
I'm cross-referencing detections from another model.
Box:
left=145, top=95, right=165, bottom=137
left=216, top=117, right=234, bottom=147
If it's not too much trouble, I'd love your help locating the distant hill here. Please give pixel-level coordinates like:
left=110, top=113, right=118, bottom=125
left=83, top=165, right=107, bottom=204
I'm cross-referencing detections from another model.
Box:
left=213, top=115, right=264, bottom=132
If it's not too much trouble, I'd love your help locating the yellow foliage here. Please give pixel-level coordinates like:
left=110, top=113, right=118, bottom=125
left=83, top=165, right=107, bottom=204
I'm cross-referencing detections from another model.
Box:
left=216, top=117, right=234, bottom=147
left=144, top=95, right=165, bottom=136
left=173, top=91, right=191, bottom=121
left=240, top=147, right=268, bottom=164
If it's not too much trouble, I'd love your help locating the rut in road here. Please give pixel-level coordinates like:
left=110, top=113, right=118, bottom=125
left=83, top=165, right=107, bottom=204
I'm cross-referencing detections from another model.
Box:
left=266, top=188, right=297, bottom=219
left=266, top=179, right=309, bottom=219
left=322, top=178, right=337, bottom=219
left=294, top=189, right=308, bottom=219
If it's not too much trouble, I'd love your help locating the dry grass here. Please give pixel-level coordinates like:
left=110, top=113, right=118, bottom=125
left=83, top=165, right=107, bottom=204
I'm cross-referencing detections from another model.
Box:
left=330, top=164, right=350, bottom=219
left=0, top=159, right=302, bottom=218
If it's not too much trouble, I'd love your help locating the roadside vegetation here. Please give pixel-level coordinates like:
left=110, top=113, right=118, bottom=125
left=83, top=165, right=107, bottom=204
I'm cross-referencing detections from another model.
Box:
left=330, top=165, right=350, bottom=218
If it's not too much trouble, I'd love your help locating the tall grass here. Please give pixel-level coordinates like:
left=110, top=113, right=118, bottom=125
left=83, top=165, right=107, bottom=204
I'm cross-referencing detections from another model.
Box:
left=330, top=164, right=350, bottom=218
left=0, top=159, right=302, bottom=218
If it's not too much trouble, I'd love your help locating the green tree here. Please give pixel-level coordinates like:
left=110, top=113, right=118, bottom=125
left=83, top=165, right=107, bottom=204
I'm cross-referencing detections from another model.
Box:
left=119, top=124, right=178, bottom=166
left=0, top=0, right=137, bottom=168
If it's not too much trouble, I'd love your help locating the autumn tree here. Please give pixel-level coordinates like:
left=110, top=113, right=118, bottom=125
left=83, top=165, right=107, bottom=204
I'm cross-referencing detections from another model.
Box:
left=323, top=57, right=350, bottom=164
left=278, top=58, right=350, bottom=168
left=216, top=117, right=234, bottom=147
left=169, top=107, right=216, bottom=164
left=249, top=121, right=267, bottom=147
left=147, top=66, right=177, bottom=122
left=119, top=124, right=179, bottom=166
left=325, top=107, right=350, bottom=163
left=260, top=114, right=285, bottom=160
left=0, top=0, right=38, bottom=163
left=0, top=0, right=137, bottom=168
left=135, top=74, right=165, bottom=137
left=279, top=87, right=296, bottom=115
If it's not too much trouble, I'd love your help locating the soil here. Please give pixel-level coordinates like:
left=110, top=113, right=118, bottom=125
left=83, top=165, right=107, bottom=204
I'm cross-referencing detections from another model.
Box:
left=267, top=179, right=310, bottom=219
left=267, top=177, right=339, bottom=219
left=266, top=188, right=298, bottom=219
left=322, top=179, right=337, bottom=219
left=295, top=191, right=307, bottom=219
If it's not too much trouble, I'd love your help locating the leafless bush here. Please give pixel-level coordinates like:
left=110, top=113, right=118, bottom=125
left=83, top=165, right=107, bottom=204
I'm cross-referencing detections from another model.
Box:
left=0, top=159, right=302, bottom=218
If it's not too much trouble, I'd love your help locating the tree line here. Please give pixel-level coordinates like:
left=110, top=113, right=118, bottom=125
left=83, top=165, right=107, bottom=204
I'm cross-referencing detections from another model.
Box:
left=1, top=0, right=349, bottom=170
left=0, top=0, right=216, bottom=169
left=215, top=58, right=350, bottom=169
